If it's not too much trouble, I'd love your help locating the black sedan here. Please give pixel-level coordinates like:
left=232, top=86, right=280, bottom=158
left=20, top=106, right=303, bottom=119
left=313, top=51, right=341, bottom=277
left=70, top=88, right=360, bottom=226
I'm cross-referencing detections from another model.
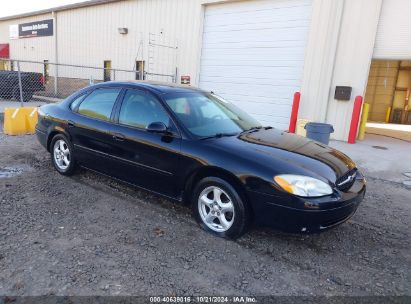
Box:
left=35, top=81, right=366, bottom=239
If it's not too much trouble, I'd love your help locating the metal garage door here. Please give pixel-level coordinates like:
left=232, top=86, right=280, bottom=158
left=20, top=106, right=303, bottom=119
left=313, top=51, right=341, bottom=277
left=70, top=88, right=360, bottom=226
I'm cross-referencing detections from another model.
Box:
left=373, top=0, right=411, bottom=59
left=199, top=0, right=312, bottom=129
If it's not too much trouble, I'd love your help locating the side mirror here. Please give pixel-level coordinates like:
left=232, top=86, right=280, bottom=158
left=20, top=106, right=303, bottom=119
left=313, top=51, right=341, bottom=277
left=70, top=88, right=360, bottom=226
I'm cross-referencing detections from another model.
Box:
left=146, top=121, right=168, bottom=134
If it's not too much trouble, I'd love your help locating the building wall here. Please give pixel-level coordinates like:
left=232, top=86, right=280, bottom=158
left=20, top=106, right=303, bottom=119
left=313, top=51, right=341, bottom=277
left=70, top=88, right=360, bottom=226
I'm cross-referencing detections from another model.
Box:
left=0, top=0, right=236, bottom=82
left=0, top=0, right=391, bottom=140
left=299, top=0, right=383, bottom=140
left=0, top=12, right=54, bottom=63
left=57, top=0, right=201, bottom=81
left=0, top=0, right=199, bottom=81
left=326, top=0, right=382, bottom=141
left=298, top=0, right=344, bottom=125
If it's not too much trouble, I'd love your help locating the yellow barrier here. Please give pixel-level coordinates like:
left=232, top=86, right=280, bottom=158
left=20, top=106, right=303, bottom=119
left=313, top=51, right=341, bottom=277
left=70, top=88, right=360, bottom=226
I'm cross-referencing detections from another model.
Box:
left=385, top=106, right=391, bottom=123
left=357, top=103, right=370, bottom=141
left=296, top=119, right=311, bottom=137
left=3, top=107, right=38, bottom=136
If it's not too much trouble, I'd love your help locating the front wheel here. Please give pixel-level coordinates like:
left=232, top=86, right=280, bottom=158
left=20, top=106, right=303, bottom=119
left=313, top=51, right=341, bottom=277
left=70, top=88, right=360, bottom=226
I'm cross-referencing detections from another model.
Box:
left=192, top=177, right=249, bottom=239
left=50, top=134, right=76, bottom=176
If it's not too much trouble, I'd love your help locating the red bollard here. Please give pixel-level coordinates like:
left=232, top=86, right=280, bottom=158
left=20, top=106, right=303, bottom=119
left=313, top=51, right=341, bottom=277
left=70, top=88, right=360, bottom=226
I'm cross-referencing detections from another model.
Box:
left=348, top=96, right=363, bottom=144
left=288, top=92, right=301, bottom=133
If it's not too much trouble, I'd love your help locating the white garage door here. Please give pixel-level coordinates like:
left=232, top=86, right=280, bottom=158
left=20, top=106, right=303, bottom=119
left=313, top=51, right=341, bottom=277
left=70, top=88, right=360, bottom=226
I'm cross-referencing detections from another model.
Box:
left=199, top=0, right=312, bottom=129
left=373, top=0, right=411, bottom=59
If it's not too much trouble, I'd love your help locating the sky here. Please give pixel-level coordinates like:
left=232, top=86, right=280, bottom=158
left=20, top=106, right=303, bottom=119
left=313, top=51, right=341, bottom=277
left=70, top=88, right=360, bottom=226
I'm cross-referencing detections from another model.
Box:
left=0, top=0, right=86, bottom=18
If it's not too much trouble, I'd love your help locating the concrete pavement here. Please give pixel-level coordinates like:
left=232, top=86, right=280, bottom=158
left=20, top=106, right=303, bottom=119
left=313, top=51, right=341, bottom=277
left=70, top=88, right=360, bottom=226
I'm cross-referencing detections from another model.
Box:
left=330, top=134, right=411, bottom=185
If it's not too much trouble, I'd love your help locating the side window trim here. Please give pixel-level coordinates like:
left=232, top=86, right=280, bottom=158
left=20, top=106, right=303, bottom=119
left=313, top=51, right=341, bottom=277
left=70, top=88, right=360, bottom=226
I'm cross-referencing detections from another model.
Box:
left=74, top=87, right=124, bottom=123
left=112, top=88, right=128, bottom=124
left=70, top=90, right=93, bottom=112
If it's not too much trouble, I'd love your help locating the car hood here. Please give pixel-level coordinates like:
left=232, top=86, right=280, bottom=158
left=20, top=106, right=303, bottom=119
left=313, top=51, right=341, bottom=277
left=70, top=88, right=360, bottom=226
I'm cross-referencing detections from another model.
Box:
left=212, top=128, right=356, bottom=183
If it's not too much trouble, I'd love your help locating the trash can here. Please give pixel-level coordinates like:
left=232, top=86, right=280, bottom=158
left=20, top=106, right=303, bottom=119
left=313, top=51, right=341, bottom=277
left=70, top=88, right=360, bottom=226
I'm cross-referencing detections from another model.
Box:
left=304, top=122, right=334, bottom=145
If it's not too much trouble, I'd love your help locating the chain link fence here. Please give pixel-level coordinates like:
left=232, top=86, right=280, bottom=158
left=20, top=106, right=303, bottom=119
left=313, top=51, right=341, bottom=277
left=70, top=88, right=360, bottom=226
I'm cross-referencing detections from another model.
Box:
left=0, top=59, right=176, bottom=105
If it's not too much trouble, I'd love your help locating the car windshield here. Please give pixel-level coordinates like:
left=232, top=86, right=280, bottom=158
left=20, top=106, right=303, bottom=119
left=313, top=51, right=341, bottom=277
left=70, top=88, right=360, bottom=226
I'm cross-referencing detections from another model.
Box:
left=164, top=92, right=262, bottom=138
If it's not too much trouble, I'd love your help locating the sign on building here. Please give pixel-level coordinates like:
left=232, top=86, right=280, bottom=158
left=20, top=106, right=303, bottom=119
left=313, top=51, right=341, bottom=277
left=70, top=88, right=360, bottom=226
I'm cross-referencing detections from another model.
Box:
left=18, top=19, right=54, bottom=38
left=181, top=75, right=190, bottom=85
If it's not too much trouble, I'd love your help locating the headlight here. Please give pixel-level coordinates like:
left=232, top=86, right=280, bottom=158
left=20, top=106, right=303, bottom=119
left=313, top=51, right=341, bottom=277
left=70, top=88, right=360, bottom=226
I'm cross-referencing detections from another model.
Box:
left=274, top=174, right=333, bottom=197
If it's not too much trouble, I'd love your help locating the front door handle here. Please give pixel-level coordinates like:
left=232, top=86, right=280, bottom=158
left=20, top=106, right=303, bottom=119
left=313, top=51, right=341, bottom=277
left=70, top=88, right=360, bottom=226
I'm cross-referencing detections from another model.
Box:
left=112, top=133, right=125, bottom=141
left=67, top=120, right=75, bottom=128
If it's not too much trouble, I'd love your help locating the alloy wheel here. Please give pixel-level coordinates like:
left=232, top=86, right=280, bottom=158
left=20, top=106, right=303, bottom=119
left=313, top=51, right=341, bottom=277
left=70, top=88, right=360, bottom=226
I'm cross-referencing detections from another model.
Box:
left=198, top=186, right=235, bottom=232
left=53, top=139, right=71, bottom=170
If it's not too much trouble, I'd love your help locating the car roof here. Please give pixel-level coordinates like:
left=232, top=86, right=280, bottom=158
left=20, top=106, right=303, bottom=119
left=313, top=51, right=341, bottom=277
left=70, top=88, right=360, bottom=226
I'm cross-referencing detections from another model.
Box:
left=90, top=80, right=208, bottom=95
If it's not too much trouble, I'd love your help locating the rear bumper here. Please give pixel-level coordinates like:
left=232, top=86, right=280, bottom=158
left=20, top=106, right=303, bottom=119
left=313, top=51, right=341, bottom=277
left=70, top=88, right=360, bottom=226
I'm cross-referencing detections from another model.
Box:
left=248, top=177, right=366, bottom=233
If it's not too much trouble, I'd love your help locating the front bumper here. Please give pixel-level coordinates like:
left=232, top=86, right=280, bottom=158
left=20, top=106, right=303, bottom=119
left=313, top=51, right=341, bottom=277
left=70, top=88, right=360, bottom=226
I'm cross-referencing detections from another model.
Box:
left=248, top=176, right=366, bottom=233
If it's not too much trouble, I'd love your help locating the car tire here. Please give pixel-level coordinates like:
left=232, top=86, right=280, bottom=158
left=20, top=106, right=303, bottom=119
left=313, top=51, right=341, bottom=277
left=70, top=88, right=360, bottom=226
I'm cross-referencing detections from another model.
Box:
left=50, top=134, right=76, bottom=176
left=192, top=177, right=249, bottom=239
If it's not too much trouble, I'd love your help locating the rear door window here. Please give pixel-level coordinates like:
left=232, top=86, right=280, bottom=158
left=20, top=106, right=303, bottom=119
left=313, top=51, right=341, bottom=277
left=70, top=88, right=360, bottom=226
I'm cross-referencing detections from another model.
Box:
left=77, top=88, right=121, bottom=121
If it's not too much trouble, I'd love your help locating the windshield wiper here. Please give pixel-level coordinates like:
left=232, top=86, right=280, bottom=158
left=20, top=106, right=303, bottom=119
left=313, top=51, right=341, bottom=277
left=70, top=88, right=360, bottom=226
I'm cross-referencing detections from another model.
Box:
left=240, top=126, right=263, bottom=135
left=200, top=132, right=238, bottom=140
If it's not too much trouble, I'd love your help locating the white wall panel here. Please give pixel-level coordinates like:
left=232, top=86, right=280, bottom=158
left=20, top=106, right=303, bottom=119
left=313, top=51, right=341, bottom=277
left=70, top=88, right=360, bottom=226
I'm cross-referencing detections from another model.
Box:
left=325, top=0, right=382, bottom=141
left=298, top=0, right=344, bottom=125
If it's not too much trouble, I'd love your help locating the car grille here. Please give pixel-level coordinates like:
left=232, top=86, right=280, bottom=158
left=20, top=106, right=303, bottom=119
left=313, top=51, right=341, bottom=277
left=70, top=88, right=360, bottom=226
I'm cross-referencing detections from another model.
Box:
left=336, top=168, right=357, bottom=192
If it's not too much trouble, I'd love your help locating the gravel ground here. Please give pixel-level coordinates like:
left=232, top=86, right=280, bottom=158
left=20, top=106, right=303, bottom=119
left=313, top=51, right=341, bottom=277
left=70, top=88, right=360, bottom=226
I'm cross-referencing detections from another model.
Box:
left=0, top=134, right=410, bottom=296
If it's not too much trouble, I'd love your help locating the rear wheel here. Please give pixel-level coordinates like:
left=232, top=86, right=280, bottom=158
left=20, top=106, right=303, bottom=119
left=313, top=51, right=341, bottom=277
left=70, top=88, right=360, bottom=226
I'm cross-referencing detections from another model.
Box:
left=192, top=177, right=249, bottom=239
left=50, top=134, right=76, bottom=176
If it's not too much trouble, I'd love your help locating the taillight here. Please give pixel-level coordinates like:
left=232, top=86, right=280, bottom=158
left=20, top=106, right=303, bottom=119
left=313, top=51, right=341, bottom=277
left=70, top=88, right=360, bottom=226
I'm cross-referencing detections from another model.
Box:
left=40, top=75, right=45, bottom=85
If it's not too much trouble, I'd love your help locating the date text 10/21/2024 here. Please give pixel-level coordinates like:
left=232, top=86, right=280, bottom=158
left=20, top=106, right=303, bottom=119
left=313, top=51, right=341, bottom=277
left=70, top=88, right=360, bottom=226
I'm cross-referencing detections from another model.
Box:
left=149, top=296, right=257, bottom=303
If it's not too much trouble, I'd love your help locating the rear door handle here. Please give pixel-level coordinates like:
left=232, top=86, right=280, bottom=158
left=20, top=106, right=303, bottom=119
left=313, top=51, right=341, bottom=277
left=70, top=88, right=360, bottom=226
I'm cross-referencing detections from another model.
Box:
left=112, top=133, right=125, bottom=141
left=67, top=120, right=75, bottom=128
